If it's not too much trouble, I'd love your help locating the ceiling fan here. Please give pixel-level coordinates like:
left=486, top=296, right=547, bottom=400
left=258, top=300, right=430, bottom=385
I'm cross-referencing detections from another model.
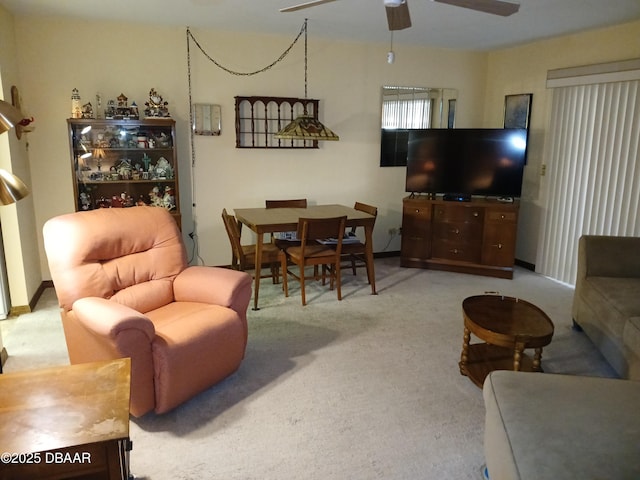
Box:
left=280, top=0, right=520, bottom=31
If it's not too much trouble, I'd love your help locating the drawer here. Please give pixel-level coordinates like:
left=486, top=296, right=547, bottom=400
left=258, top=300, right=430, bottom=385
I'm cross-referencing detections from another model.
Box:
left=402, top=205, right=432, bottom=236
left=432, top=222, right=482, bottom=242
left=432, top=239, right=481, bottom=263
left=433, top=205, right=483, bottom=223
left=403, top=204, right=431, bottom=221
left=485, top=210, right=517, bottom=223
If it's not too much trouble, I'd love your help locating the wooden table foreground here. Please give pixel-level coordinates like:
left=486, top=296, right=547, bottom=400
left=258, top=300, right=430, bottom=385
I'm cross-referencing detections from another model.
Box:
left=0, top=358, right=132, bottom=480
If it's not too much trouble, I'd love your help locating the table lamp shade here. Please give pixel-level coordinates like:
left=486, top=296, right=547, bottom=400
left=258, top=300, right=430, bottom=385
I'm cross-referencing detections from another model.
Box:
left=274, top=114, right=339, bottom=141
left=0, top=99, right=25, bottom=135
left=0, top=169, right=29, bottom=205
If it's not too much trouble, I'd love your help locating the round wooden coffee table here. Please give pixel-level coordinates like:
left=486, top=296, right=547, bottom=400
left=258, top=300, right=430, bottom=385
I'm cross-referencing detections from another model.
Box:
left=459, top=295, right=555, bottom=387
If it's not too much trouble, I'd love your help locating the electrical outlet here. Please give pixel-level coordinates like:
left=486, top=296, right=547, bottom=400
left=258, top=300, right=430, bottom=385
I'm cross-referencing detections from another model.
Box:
left=540, top=164, right=547, bottom=176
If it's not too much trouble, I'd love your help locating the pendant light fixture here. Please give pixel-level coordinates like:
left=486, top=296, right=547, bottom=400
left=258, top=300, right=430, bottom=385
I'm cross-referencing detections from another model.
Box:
left=275, top=19, right=339, bottom=141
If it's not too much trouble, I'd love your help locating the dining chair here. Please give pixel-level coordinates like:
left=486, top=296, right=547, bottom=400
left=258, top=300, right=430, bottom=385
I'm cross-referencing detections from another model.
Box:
left=281, top=216, right=346, bottom=306
left=340, top=202, right=378, bottom=284
left=222, top=208, right=281, bottom=283
left=265, top=198, right=308, bottom=209
left=265, top=198, right=308, bottom=248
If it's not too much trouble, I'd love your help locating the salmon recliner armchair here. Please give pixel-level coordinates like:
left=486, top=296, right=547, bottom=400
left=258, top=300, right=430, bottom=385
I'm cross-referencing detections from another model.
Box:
left=43, top=206, right=252, bottom=417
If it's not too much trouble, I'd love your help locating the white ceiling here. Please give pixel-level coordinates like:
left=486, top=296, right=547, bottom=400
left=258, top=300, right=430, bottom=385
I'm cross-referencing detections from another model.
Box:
left=1, top=0, right=639, bottom=50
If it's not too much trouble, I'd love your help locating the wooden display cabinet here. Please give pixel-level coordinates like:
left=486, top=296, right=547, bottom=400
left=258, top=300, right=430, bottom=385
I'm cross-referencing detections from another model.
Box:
left=67, top=118, right=180, bottom=225
left=401, top=195, right=519, bottom=279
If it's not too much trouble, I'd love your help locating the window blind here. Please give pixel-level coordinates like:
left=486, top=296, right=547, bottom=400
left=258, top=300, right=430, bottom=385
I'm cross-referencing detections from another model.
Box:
left=381, top=87, right=432, bottom=129
left=538, top=80, right=640, bottom=285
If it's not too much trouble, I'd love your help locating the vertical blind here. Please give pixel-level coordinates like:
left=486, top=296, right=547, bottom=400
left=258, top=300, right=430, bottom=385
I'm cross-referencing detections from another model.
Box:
left=381, top=88, right=432, bottom=129
left=538, top=80, right=640, bottom=285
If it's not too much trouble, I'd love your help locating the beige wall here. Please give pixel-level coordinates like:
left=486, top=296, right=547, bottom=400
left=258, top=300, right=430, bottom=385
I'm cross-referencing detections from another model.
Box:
left=0, top=6, right=40, bottom=309
left=3, top=8, right=640, bottom=292
left=11, top=15, right=487, bottom=273
left=484, top=20, right=640, bottom=265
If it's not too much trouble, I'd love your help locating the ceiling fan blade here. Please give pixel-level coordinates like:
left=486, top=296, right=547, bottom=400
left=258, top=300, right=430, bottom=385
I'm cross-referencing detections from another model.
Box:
left=386, top=1, right=412, bottom=31
left=280, top=0, right=338, bottom=12
left=433, top=0, right=519, bottom=17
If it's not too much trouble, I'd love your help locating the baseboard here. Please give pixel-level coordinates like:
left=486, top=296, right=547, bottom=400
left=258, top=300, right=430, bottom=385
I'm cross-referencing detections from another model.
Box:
left=8, top=281, right=54, bottom=317
left=0, top=347, right=7, bottom=373
left=374, top=250, right=400, bottom=259
left=514, top=259, right=535, bottom=271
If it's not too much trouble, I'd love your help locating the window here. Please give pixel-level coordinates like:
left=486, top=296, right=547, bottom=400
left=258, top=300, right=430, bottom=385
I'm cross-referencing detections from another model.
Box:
left=381, top=86, right=432, bottom=129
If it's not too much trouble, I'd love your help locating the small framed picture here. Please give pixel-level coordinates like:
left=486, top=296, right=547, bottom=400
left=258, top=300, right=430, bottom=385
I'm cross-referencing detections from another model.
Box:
left=504, top=93, right=532, bottom=129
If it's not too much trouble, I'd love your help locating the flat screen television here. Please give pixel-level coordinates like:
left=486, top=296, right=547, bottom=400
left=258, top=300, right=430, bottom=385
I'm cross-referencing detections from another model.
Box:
left=405, top=128, right=528, bottom=198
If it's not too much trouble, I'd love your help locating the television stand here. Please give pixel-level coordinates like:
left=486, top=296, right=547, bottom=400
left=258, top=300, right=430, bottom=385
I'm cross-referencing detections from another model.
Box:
left=400, top=196, right=519, bottom=279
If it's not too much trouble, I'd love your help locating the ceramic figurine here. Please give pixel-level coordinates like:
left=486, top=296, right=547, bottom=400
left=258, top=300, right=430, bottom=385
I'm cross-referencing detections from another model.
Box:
left=144, top=88, right=170, bottom=118
left=154, top=157, right=172, bottom=179
left=111, top=195, right=123, bottom=208
left=95, top=92, right=102, bottom=119
left=149, top=186, right=164, bottom=207
left=81, top=102, right=94, bottom=119
left=105, top=100, right=116, bottom=119
left=79, top=192, right=92, bottom=210
left=130, top=101, right=139, bottom=119
left=142, top=153, right=151, bottom=172
left=71, top=88, right=82, bottom=119
left=116, top=158, right=133, bottom=180
left=156, top=132, right=171, bottom=148
left=163, top=186, right=176, bottom=211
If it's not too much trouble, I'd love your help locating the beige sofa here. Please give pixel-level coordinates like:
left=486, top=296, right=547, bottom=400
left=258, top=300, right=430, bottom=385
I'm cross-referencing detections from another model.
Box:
left=572, top=235, right=640, bottom=380
left=483, top=370, right=640, bottom=480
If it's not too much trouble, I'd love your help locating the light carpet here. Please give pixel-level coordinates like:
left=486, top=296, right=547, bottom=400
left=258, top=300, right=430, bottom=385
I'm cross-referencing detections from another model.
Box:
left=1, top=258, right=616, bottom=480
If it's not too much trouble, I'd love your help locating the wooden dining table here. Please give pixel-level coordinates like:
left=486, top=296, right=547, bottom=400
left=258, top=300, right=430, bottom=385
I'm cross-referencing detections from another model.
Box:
left=234, top=204, right=377, bottom=310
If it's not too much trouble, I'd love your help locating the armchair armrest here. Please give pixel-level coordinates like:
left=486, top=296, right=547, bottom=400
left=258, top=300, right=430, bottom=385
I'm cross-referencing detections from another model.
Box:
left=173, top=266, right=252, bottom=313
left=72, top=297, right=155, bottom=341
left=72, top=297, right=157, bottom=417
left=578, top=235, right=640, bottom=279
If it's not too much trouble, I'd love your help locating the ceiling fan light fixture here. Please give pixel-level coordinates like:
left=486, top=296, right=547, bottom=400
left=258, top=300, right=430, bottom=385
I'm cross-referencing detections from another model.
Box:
left=384, top=0, right=406, bottom=7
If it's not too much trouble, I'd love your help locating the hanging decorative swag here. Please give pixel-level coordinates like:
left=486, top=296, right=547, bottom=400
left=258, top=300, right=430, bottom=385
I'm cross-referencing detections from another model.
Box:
left=186, top=20, right=339, bottom=142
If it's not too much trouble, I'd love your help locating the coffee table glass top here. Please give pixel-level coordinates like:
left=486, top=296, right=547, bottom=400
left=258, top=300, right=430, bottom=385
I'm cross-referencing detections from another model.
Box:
left=462, top=295, right=554, bottom=339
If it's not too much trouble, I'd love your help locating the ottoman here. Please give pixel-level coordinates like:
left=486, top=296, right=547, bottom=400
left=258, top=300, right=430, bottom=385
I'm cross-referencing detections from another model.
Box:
left=483, top=370, right=640, bottom=480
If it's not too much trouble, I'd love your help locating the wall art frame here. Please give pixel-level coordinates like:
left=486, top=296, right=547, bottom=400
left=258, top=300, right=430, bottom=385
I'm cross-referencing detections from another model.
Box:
left=503, top=93, right=532, bottom=129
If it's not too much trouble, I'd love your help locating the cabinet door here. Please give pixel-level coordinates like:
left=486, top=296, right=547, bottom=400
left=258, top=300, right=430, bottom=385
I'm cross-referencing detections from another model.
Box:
left=481, top=209, right=517, bottom=266
left=401, top=202, right=431, bottom=260
left=69, top=119, right=178, bottom=215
